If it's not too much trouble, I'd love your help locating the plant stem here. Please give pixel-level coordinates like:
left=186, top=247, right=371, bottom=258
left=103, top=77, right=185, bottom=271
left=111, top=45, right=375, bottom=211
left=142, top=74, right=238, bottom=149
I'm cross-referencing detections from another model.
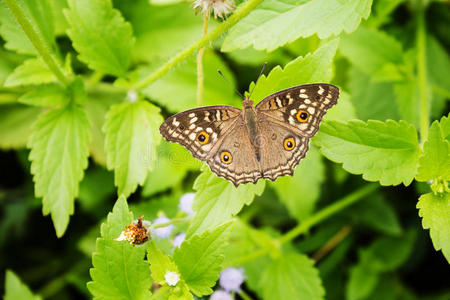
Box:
left=150, top=286, right=169, bottom=300
left=416, top=0, right=429, bottom=143
left=133, top=0, right=263, bottom=91
left=4, top=0, right=69, bottom=86
left=239, top=289, right=254, bottom=300
left=196, top=14, right=210, bottom=106
left=312, top=225, right=352, bottom=261
left=152, top=217, right=190, bottom=229
left=226, top=183, right=378, bottom=267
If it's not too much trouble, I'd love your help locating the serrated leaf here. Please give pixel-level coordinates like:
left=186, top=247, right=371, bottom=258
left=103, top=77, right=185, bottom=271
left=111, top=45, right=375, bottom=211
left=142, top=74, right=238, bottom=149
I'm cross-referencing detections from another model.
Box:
left=4, top=270, right=42, bottom=300
left=18, top=84, right=69, bottom=107
left=5, top=58, right=57, bottom=87
left=417, top=192, right=450, bottom=262
left=250, top=39, right=339, bottom=102
left=323, top=91, right=357, bottom=122
left=142, top=50, right=240, bottom=112
left=340, top=26, right=404, bottom=75
left=0, top=104, right=42, bottom=150
left=28, top=104, right=90, bottom=236
left=65, top=0, right=134, bottom=77
left=416, top=115, right=450, bottom=182
left=85, top=91, right=124, bottom=166
left=103, top=100, right=163, bottom=197
left=314, top=120, right=420, bottom=186
left=272, top=146, right=324, bottom=221
left=147, top=242, right=179, bottom=284
left=88, top=195, right=152, bottom=300
left=174, top=222, right=232, bottom=296
left=259, top=252, right=325, bottom=300
left=0, top=0, right=55, bottom=55
left=222, top=0, right=372, bottom=52
left=187, top=166, right=265, bottom=237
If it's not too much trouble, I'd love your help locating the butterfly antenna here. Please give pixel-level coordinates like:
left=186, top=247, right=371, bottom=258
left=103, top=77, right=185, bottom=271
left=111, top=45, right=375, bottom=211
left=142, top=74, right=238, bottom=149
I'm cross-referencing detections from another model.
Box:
left=248, top=62, right=267, bottom=99
left=217, top=69, right=245, bottom=99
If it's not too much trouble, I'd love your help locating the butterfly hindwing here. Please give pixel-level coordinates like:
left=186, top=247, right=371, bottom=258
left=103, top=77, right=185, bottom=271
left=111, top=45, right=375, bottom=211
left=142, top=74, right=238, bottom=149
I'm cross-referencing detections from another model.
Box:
left=159, top=106, right=241, bottom=161
left=256, top=83, right=339, bottom=137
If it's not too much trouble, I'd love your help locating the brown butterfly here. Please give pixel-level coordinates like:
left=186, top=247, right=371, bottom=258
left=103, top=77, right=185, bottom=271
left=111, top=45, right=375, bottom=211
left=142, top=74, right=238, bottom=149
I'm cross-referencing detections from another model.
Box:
left=159, top=84, right=339, bottom=186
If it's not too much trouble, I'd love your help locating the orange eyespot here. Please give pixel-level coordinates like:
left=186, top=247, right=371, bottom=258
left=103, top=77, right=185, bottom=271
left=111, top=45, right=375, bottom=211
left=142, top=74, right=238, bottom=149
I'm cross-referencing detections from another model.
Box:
left=197, top=131, right=209, bottom=144
left=220, top=151, right=232, bottom=164
left=284, top=137, right=295, bottom=151
left=296, top=110, right=309, bottom=122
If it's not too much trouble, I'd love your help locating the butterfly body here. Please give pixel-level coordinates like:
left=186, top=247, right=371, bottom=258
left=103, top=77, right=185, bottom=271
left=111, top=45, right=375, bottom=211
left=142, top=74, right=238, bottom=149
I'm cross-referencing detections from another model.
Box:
left=160, top=84, right=339, bottom=186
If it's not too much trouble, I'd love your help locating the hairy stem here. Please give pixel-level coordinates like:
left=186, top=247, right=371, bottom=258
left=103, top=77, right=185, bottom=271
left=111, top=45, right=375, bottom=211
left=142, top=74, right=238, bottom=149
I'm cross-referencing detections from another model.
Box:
left=133, top=0, right=263, bottom=91
left=416, top=0, right=429, bottom=143
left=197, top=15, right=210, bottom=106
left=226, top=183, right=378, bottom=267
left=4, top=0, right=69, bottom=85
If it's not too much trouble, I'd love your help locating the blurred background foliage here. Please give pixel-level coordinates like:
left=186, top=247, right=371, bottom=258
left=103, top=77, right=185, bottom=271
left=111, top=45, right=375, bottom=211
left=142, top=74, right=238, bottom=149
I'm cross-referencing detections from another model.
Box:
left=0, top=0, right=449, bottom=299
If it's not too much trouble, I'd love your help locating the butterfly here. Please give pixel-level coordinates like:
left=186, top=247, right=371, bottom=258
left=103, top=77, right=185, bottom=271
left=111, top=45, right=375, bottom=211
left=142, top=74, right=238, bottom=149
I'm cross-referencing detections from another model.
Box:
left=159, top=84, right=339, bottom=186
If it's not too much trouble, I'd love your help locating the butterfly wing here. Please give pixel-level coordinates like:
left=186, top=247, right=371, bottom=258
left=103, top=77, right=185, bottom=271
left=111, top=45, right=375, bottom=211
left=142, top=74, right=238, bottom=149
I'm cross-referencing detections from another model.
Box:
left=159, top=106, right=242, bottom=161
left=255, top=84, right=339, bottom=180
left=255, top=83, right=339, bottom=137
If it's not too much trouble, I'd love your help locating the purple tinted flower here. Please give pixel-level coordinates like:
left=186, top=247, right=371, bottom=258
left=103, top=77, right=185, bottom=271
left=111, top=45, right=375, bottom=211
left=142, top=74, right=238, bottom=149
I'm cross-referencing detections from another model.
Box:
left=153, top=216, right=173, bottom=238
left=173, top=232, right=186, bottom=248
left=179, top=193, right=195, bottom=216
left=219, top=267, right=245, bottom=292
left=210, top=290, right=233, bottom=300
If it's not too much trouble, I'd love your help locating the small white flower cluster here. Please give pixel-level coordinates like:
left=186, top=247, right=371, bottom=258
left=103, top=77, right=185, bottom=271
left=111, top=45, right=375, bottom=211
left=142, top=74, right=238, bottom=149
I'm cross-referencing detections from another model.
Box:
left=210, top=267, right=245, bottom=299
left=193, top=0, right=235, bottom=19
left=164, top=271, right=180, bottom=286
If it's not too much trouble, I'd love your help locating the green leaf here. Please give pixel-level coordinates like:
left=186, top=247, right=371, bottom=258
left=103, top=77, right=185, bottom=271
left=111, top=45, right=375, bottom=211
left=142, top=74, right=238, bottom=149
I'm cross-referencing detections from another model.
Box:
left=88, top=195, right=152, bottom=300
left=174, top=222, right=232, bottom=296
left=259, top=252, right=325, bottom=300
left=272, top=146, right=324, bottom=220
left=340, top=26, right=404, bottom=75
left=0, top=104, right=42, bottom=149
left=65, top=0, right=134, bottom=77
left=103, top=100, right=163, bottom=197
left=18, top=84, right=69, bottom=107
left=147, top=242, right=179, bottom=285
left=142, top=50, right=240, bottom=112
left=314, top=120, right=420, bottom=186
left=427, top=35, right=450, bottom=95
left=0, top=0, right=55, bottom=55
left=85, top=91, right=124, bottom=166
left=323, top=91, right=357, bottom=122
left=417, top=192, right=450, bottom=262
left=187, top=166, right=265, bottom=237
left=250, top=39, right=339, bottom=102
left=222, top=0, right=372, bottom=51
left=28, top=103, right=91, bottom=236
left=416, top=116, right=450, bottom=182
left=4, top=270, right=42, bottom=300
left=142, top=141, right=200, bottom=197
left=393, top=81, right=420, bottom=127
left=5, top=58, right=57, bottom=87
left=347, top=263, right=379, bottom=300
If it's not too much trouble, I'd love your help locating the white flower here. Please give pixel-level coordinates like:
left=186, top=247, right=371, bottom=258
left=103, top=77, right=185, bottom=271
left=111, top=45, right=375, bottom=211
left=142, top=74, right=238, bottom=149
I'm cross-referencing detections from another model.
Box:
left=193, top=0, right=235, bottom=19
left=210, top=290, right=233, bottom=300
left=153, top=216, right=174, bottom=238
left=127, top=90, right=138, bottom=102
left=179, top=193, right=195, bottom=216
left=164, top=271, right=180, bottom=286
left=219, top=267, right=245, bottom=292
left=173, top=232, right=186, bottom=248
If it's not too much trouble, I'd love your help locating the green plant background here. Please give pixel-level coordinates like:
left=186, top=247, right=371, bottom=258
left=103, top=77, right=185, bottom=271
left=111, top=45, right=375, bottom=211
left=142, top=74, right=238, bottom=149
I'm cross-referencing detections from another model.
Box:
left=0, top=0, right=449, bottom=299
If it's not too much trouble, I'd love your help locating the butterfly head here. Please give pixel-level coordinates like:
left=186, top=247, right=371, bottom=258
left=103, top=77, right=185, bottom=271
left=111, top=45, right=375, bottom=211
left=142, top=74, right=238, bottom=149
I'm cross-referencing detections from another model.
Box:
left=242, top=97, right=254, bottom=109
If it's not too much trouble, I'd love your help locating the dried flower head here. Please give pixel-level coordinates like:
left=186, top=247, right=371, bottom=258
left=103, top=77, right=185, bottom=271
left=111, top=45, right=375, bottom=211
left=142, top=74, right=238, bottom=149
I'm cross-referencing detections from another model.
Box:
left=114, top=216, right=150, bottom=246
left=193, top=0, right=235, bottom=19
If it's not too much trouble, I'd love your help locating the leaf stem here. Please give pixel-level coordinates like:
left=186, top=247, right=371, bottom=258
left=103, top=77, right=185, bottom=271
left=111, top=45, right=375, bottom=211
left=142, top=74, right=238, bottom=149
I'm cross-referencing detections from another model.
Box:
left=133, top=0, right=263, bottom=91
left=416, top=0, right=429, bottom=143
left=4, top=0, right=70, bottom=86
left=196, top=15, right=210, bottom=107
left=226, top=183, right=378, bottom=267
left=152, top=217, right=190, bottom=229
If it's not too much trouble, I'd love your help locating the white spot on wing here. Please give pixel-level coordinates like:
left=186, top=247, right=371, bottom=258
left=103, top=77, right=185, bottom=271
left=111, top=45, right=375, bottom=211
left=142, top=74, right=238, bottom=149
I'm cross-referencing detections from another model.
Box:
left=189, top=113, right=195, bottom=118
left=307, top=107, right=315, bottom=114
left=189, top=124, right=195, bottom=130
left=189, top=133, right=196, bottom=140
left=206, top=127, right=213, bottom=133
left=290, top=109, right=297, bottom=115
left=318, top=86, right=324, bottom=95
left=300, top=94, right=308, bottom=98
left=189, top=117, right=198, bottom=123
left=304, top=99, right=311, bottom=104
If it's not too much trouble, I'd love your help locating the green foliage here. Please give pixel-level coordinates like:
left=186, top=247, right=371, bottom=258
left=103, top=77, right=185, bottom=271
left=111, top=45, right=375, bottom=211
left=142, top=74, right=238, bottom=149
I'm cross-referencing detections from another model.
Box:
left=0, top=104, right=41, bottom=149
left=315, top=120, right=420, bottom=186
left=222, top=0, right=372, bottom=51
left=4, top=270, right=42, bottom=300
left=65, top=0, right=134, bottom=77
left=103, top=100, right=163, bottom=197
left=28, top=103, right=90, bottom=236
left=5, top=58, right=56, bottom=86
left=88, top=196, right=152, bottom=300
